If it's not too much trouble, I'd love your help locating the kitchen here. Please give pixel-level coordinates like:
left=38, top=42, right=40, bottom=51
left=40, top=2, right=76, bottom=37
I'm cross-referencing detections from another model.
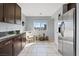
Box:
left=0, top=3, right=79, bottom=56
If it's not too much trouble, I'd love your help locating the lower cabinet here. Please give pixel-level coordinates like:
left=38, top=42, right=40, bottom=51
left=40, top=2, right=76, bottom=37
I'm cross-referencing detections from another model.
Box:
left=12, top=36, right=22, bottom=56
left=0, top=39, right=13, bottom=56
left=21, top=33, right=26, bottom=49
left=0, top=33, right=26, bottom=56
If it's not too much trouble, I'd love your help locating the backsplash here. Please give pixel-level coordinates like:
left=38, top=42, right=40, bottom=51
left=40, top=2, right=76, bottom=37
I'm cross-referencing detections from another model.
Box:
left=0, top=32, right=8, bottom=37
left=0, top=22, right=21, bottom=32
left=0, top=30, right=20, bottom=37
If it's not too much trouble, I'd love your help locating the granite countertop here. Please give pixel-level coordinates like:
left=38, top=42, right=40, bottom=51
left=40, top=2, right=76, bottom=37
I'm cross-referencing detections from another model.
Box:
left=0, top=32, right=26, bottom=43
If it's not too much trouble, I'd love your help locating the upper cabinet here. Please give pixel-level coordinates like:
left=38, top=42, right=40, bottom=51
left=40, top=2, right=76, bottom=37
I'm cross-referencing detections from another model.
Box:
left=63, top=3, right=76, bottom=14
left=0, top=4, right=4, bottom=22
left=0, top=3, right=21, bottom=24
left=15, top=4, right=21, bottom=24
left=67, top=3, right=76, bottom=10
left=4, top=3, right=15, bottom=24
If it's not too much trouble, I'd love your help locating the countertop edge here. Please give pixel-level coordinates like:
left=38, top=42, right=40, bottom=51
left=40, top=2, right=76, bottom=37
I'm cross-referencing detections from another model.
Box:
left=0, top=32, right=26, bottom=43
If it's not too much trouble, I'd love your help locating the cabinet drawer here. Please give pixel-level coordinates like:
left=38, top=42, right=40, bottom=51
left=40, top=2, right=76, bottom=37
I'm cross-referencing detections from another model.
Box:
left=63, top=40, right=73, bottom=56
left=4, top=3, right=15, bottom=23
left=0, top=40, right=13, bottom=56
left=12, top=36, right=22, bottom=56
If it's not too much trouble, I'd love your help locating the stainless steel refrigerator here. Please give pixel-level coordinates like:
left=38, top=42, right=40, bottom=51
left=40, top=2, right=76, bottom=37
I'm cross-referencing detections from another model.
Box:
left=58, top=8, right=76, bottom=56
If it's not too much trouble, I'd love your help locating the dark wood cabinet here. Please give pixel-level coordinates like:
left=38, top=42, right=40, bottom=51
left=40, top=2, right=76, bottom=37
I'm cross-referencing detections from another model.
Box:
left=63, top=3, right=76, bottom=14
left=0, top=3, right=4, bottom=22
left=0, top=33, right=26, bottom=56
left=12, top=36, right=22, bottom=56
left=67, top=3, right=76, bottom=11
left=12, top=33, right=26, bottom=56
left=21, top=33, right=26, bottom=49
left=0, top=3, right=21, bottom=24
left=15, top=4, right=21, bottom=24
left=0, top=39, right=13, bottom=56
left=4, top=3, right=15, bottom=24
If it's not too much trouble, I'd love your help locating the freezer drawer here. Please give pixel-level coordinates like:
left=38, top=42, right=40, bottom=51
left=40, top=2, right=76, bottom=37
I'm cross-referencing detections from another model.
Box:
left=58, top=39, right=63, bottom=54
left=63, top=40, right=73, bottom=56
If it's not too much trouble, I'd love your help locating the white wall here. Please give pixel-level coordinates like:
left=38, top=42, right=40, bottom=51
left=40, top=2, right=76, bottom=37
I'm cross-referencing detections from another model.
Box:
left=25, top=16, right=54, bottom=41
left=0, top=22, right=21, bottom=32
left=20, top=14, right=27, bottom=33
left=51, top=6, right=63, bottom=48
left=48, top=17, right=54, bottom=41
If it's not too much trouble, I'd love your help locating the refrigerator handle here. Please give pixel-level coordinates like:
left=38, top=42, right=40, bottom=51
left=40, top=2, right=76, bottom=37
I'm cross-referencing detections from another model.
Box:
left=60, top=21, right=65, bottom=37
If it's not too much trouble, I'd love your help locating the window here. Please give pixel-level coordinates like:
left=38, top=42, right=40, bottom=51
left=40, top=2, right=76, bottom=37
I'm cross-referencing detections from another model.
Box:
left=33, top=20, right=47, bottom=30
left=34, top=22, right=40, bottom=29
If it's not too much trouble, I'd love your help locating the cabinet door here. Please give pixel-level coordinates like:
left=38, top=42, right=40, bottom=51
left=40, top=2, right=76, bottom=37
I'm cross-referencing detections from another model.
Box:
left=13, top=36, right=22, bottom=56
left=22, top=34, right=26, bottom=49
left=67, top=3, right=76, bottom=11
left=63, top=3, right=76, bottom=14
left=0, top=40, right=12, bottom=56
left=4, top=3, right=15, bottom=23
left=0, top=3, right=4, bottom=22
left=15, top=4, right=21, bottom=24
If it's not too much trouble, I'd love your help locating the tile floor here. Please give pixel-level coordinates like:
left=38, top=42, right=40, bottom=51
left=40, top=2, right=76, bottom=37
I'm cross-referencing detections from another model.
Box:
left=18, top=41, right=61, bottom=56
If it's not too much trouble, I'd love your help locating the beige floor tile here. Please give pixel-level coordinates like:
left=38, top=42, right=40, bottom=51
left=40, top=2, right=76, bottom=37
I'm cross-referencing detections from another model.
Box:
left=18, top=41, right=62, bottom=56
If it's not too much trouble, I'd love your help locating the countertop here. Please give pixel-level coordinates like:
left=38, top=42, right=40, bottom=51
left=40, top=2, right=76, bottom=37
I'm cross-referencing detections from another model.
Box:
left=0, top=32, right=26, bottom=43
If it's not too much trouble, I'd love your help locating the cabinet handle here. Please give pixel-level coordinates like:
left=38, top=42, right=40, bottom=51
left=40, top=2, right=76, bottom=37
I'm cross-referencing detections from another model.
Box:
left=4, top=18, right=6, bottom=21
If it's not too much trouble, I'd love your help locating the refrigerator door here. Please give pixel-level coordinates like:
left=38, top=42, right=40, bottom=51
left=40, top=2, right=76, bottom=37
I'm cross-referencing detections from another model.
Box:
left=58, top=35, right=63, bottom=54
left=58, top=21, right=65, bottom=55
left=62, top=8, right=75, bottom=56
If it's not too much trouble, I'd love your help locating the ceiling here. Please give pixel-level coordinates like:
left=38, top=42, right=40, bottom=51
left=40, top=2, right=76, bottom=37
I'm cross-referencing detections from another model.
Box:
left=18, top=3, right=63, bottom=16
